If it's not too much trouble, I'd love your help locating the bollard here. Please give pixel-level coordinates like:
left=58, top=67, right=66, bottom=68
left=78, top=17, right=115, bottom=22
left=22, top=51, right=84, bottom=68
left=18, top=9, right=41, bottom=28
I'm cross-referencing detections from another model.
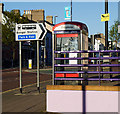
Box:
left=28, top=59, right=32, bottom=69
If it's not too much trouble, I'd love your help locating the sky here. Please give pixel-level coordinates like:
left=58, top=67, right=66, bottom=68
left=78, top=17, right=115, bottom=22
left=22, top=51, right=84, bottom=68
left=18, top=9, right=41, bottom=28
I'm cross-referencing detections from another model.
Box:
left=2, top=2, right=119, bottom=37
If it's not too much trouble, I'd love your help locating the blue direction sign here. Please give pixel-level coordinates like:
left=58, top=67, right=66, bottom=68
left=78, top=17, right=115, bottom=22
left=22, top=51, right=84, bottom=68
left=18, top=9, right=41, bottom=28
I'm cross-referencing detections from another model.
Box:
left=18, top=34, right=36, bottom=40
left=15, top=23, right=47, bottom=41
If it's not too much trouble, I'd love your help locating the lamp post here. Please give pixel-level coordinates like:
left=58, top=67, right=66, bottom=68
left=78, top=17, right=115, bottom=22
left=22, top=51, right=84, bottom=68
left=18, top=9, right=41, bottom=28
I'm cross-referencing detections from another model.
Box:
left=71, top=0, right=72, bottom=22
left=105, top=0, right=108, bottom=50
left=54, top=16, right=58, bottom=24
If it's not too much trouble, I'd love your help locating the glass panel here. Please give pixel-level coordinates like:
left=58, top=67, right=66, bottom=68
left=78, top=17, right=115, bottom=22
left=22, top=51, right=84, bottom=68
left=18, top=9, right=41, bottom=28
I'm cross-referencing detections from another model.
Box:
left=55, top=35, right=81, bottom=85
left=56, top=37, right=78, bottom=51
left=56, top=36, right=79, bottom=71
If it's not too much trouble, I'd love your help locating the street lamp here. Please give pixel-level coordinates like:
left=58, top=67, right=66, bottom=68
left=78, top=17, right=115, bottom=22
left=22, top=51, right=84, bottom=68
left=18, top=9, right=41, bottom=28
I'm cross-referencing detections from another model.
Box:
left=54, top=16, right=58, bottom=24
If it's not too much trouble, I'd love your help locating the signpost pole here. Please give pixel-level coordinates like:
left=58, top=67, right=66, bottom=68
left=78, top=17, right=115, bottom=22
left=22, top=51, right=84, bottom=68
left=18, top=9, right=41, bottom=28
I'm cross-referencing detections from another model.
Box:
left=19, top=41, right=22, bottom=93
left=37, top=40, right=40, bottom=92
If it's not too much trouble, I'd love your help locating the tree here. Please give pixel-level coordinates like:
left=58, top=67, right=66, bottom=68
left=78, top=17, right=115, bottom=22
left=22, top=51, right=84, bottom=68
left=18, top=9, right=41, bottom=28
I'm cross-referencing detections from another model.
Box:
left=109, top=20, right=120, bottom=49
left=2, top=11, right=30, bottom=67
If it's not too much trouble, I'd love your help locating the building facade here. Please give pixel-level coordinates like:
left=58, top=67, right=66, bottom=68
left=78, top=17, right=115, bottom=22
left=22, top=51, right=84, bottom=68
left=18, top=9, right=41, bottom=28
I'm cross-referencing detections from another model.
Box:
left=0, top=3, right=4, bottom=23
left=90, top=33, right=105, bottom=51
left=23, top=9, right=45, bottom=22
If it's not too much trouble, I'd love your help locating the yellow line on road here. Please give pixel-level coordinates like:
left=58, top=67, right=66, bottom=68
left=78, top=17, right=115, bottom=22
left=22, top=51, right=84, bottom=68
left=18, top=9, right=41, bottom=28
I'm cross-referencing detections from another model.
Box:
left=1, top=79, right=52, bottom=94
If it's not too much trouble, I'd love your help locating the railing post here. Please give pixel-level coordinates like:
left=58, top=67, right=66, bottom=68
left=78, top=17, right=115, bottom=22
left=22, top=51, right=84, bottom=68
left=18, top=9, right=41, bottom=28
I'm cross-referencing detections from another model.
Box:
left=110, top=52, right=112, bottom=79
left=80, top=30, right=83, bottom=84
left=99, top=51, right=101, bottom=86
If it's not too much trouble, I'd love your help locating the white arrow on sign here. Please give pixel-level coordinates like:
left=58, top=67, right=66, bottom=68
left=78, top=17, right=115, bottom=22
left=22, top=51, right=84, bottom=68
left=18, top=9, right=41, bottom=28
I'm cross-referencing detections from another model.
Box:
left=15, top=23, right=47, bottom=41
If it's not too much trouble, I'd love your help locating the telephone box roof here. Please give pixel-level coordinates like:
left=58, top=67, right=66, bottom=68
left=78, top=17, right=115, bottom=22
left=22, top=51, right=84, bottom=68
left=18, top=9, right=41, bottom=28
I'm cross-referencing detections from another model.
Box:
left=53, top=21, right=88, bottom=33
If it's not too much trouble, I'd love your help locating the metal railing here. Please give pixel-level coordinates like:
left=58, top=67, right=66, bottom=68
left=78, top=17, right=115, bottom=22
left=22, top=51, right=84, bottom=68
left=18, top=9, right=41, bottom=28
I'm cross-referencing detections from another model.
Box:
left=54, top=50, right=120, bottom=85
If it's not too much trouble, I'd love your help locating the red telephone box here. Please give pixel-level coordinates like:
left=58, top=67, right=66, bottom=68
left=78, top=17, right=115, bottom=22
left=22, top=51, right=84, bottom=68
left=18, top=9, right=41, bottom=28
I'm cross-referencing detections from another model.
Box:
left=52, top=21, right=88, bottom=85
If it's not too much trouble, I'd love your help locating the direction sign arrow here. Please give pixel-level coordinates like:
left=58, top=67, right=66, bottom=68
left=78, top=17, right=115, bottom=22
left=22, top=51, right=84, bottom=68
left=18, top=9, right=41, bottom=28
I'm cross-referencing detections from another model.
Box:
left=38, top=23, right=47, bottom=40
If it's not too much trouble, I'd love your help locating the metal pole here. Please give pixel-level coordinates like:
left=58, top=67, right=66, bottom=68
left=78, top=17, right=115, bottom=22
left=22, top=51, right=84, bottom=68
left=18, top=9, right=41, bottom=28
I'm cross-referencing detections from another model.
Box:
left=52, top=32, right=55, bottom=85
left=37, top=40, right=40, bottom=92
left=44, top=46, right=46, bottom=67
left=54, top=17, right=56, bottom=25
left=19, top=41, right=22, bottom=93
left=54, top=16, right=58, bottom=25
left=80, top=30, right=83, bottom=84
left=71, top=0, right=72, bottom=22
left=99, top=51, right=101, bottom=86
left=105, top=0, right=108, bottom=50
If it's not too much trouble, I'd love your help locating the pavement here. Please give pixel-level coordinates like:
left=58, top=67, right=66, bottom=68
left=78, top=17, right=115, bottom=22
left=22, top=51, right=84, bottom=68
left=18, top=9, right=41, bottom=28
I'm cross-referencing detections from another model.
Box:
left=2, top=79, right=53, bottom=113
left=2, top=67, right=58, bottom=113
